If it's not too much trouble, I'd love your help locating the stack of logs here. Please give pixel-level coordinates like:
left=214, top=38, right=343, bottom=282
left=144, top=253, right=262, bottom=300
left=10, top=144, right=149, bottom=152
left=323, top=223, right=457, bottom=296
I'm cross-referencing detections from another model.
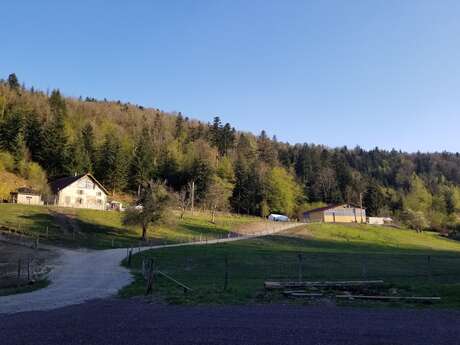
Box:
left=264, top=280, right=441, bottom=303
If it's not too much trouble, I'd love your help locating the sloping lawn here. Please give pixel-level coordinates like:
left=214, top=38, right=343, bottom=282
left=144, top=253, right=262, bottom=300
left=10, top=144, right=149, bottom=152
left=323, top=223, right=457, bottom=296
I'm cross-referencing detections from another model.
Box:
left=121, top=224, right=460, bottom=307
left=0, top=204, right=260, bottom=249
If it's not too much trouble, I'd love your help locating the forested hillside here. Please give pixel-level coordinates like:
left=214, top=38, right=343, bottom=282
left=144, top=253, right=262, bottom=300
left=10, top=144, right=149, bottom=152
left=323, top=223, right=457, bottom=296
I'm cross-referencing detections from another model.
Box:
left=1, top=73, right=460, bottom=231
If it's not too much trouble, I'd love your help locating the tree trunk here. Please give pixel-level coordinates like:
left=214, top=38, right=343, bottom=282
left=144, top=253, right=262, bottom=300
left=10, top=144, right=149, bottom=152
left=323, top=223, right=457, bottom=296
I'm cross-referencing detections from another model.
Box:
left=190, top=181, right=195, bottom=215
left=142, top=224, right=147, bottom=241
left=211, top=208, right=216, bottom=224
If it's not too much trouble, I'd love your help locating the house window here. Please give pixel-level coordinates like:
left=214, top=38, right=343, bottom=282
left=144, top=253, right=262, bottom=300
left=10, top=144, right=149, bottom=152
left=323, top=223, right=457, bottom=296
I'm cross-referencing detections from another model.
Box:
left=78, top=190, right=84, bottom=195
left=96, top=191, right=101, bottom=196
left=77, top=198, right=84, bottom=204
left=97, top=199, right=102, bottom=205
left=65, top=196, right=71, bottom=204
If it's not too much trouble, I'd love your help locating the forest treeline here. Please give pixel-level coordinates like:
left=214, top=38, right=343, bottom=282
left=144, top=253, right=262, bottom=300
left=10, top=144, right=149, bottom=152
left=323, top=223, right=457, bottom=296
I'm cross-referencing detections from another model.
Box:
left=1, top=73, right=460, bottom=231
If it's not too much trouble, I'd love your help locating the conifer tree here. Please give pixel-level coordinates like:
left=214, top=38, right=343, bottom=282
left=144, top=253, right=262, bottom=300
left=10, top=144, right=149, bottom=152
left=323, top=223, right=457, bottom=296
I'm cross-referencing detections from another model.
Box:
left=363, top=181, right=385, bottom=216
left=174, top=112, right=185, bottom=139
left=129, top=127, right=155, bottom=192
left=257, top=130, right=277, bottom=164
left=97, top=133, right=128, bottom=194
left=209, top=116, right=221, bottom=149
left=0, top=110, right=24, bottom=154
left=81, top=123, right=96, bottom=166
left=69, top=139, right=92, bottom=175
left=41, top=90, right=71, bottom=178
left=7, top=73, right=20, bottom=90
left=24, top=111, right=44, bottom=163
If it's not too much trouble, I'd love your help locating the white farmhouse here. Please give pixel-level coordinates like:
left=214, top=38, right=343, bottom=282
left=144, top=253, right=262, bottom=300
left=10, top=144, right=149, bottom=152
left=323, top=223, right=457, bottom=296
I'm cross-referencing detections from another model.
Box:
left=49, top=173, right=109, bottom=210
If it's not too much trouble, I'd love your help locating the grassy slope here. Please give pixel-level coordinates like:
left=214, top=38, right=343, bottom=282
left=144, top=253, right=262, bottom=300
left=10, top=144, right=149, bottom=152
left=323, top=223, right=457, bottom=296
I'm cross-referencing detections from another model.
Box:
left=0, top=204, right=259, bottom=249
left=121, top=223, right=460, bottom=307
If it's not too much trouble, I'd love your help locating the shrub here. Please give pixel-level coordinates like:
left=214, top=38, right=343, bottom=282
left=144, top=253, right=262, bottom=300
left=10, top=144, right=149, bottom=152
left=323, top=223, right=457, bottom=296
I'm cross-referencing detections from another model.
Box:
left=25, top=162, right=50, bottom=195
left=401, top=209, right=429, bottom=232
left=0, top=151, right=14, bottom=172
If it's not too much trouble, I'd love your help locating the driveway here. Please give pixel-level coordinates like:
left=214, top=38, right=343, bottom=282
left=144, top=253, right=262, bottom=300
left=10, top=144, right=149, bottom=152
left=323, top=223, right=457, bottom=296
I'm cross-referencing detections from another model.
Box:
left=0, top=223, right=299, bottom=314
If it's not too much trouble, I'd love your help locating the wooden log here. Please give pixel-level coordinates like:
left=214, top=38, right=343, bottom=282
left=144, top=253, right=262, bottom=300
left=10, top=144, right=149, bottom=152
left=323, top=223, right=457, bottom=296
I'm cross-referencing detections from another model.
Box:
left=335, top=295, right=441, bottom=301
left=157, top=270, right=193, bottom=292
left=265, top=280, right=385, bottom=290
left=283, top=291, right=323, bottom=298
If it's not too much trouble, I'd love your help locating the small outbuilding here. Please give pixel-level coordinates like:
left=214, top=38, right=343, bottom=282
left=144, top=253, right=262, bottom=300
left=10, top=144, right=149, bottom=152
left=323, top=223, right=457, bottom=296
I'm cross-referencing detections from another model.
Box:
left=303, top=204, right=366, bottom=223
left=10, top=187, right=44, bottom=206
left=108, top=200, right=124, bottom=212
left=367, top=217, right=384, bottom=225
left=367, top=217, right=393, bottom=225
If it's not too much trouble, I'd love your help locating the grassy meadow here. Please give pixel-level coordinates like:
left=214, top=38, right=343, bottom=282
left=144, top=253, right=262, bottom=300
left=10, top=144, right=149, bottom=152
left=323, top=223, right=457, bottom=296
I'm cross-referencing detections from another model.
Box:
left=0, top=204, right=260, bottom=249
left=121, top=223, right=460, bottom=307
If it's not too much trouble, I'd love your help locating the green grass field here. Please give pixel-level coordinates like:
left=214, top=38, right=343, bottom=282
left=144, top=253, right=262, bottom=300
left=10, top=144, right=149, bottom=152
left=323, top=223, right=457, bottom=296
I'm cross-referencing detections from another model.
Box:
left=121, top=223, right=460, bottom=307
left=0, top=204, right=259, bottom=249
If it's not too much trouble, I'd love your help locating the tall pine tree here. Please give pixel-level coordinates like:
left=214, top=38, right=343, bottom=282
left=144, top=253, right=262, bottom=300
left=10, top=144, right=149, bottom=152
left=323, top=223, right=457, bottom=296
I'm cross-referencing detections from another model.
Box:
left=96, top=132, right=128, bottom=194
left=129, top=127, right=155, bottom=192
left=41, top=90, right=71, bottom=179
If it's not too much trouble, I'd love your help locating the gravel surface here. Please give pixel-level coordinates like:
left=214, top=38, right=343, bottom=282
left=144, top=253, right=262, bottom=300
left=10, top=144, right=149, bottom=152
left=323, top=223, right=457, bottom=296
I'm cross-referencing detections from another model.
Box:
left=1, top=299, right=460, bottom=345
left=0, top=223, right=298, bottom=314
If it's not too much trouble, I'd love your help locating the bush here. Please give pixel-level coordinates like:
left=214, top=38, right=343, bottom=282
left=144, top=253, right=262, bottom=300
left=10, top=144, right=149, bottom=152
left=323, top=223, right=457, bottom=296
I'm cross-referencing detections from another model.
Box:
left=401, top=209, right=429, bottom=232
left=25, top=162, right=50, bottom=195
left=0, top=151, right=14, bottom=172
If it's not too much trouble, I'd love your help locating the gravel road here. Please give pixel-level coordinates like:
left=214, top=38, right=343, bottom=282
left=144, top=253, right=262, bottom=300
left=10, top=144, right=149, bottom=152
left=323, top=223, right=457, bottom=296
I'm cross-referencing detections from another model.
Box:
left=0, top=223, right=298, bottom=314
left=1, top=299, right=460, bottom=345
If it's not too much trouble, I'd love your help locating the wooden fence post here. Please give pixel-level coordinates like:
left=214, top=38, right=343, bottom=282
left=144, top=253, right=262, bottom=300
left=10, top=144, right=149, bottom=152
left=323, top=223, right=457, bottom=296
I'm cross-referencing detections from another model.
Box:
left=145, top=258, right=155, bottom=295
left=17, top=259, right=21, bottom=280
left=27, top=257, right=31, bottom=281
left=127, top=249, right=133, bottom=267
left=224, top=254, right=229, bottom=291
left=427, top=255, right=432, bottom=280
left=362, top=256, right=368, bottom=279
left=297, top=253, right=303, bottom=282
left=141, top=258, right=146, bottom=278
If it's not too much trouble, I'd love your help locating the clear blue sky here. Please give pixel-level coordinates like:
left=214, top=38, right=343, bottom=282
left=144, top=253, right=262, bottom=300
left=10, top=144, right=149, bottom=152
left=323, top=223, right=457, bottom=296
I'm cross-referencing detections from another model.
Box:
left=2, top=1, right=460, bottom=152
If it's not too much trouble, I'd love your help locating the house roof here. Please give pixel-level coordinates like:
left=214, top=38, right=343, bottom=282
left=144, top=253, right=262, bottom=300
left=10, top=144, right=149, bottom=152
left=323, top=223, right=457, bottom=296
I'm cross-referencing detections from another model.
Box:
left=49, top=173, right=109, bottom=195
left=303, top=203, right=365, bottom=215
left=11, top=187, right=41, bottom=196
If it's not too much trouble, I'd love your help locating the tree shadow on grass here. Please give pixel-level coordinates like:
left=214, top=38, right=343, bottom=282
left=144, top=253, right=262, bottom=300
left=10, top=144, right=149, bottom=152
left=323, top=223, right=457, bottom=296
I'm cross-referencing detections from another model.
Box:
left=178, top=223, right=230, bottom=237
left=17, top=213, right=142, bottom=249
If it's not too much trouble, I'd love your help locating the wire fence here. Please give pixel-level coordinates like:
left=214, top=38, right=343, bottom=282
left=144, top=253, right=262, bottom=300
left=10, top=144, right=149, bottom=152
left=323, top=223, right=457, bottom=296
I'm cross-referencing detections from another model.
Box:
left=138, top=250, right=460, bottom=294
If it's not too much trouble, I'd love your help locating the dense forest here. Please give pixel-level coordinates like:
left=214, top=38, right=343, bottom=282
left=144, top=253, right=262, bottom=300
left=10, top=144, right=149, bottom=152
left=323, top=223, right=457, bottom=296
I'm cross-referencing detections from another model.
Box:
left=1, top=73, right=460, bottom=232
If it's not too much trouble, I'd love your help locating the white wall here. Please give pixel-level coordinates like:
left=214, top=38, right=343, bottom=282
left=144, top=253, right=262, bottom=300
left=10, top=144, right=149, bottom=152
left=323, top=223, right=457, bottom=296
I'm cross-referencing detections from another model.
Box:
left=16, top=194, right=44, bottom=205
left=368, top=217, right=385, bottom=225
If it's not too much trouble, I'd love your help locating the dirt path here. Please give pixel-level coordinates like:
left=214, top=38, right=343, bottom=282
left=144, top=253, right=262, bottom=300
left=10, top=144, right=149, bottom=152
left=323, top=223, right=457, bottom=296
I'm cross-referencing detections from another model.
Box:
left=0, top=223, right=299, bottom=314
